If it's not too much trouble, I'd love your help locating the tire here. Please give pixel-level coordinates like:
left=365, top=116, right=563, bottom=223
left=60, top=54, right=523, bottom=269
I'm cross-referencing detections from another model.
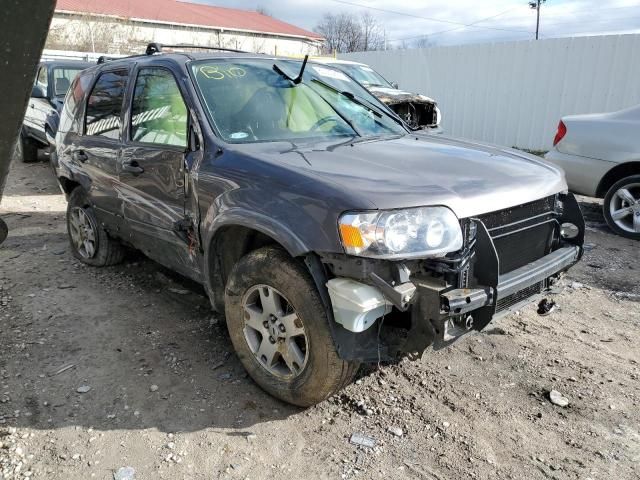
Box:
left=0, top=218, right=7, bottom=245
left=17, top=131, right=38, bottom=163
left=45, top=128, right=57, bottom=167
left=225, top=246, right=359, bottom=406
left=66, top=187, right=125, bottom=266
left=603, top=174, right=640, bottom=240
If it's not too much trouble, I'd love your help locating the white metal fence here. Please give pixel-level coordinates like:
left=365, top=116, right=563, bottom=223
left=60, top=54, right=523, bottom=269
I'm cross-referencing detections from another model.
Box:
left=341, top=34, right=640, bottom=151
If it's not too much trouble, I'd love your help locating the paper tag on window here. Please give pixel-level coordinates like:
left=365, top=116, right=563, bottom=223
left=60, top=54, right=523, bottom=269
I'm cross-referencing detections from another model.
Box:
left=311, top=66, right=351, bottom=82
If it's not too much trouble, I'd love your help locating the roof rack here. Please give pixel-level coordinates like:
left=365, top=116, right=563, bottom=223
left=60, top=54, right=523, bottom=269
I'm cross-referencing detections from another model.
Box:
left=96, top=53, right=149, bottom=65
left=145, top=42, right=252, bottom=55
left=97, top=55, right=118, bottom=64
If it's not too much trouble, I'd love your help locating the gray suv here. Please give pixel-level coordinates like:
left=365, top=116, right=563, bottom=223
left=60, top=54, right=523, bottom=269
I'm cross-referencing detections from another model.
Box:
left=54, top=44, right=584, bottom=406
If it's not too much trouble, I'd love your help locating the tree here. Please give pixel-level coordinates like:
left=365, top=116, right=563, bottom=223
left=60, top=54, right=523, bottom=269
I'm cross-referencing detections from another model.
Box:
left=314, top=11, right=384, bottom=53
left=359, top=12, right=384, bottom=51
left=411, top=36, right=435, bottom=49
left=255, top=6, right=272, bottom=17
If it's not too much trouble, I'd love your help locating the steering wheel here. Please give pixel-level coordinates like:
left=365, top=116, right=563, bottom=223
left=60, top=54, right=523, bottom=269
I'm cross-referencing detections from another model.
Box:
left=309, top=116, right=341, bottom=132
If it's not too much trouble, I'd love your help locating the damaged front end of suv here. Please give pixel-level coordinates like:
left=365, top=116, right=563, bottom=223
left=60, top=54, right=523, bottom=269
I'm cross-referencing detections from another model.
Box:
left=313, top=193, right=584, bottom=363
left=367, top=87, right=440, bottom=131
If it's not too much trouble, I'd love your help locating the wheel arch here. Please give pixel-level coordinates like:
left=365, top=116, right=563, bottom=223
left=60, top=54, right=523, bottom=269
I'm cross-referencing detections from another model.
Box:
left=57, top=176, right=82, bottom=198
left=596, top=161, right=640, bottom=198
left=203, top=217, right=310, bottom=312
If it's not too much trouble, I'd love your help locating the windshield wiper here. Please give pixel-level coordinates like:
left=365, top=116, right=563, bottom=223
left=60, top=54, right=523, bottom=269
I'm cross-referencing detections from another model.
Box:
left=311, top=77, right=408, bottom=130
left=273, top=55, right=308, bottom=85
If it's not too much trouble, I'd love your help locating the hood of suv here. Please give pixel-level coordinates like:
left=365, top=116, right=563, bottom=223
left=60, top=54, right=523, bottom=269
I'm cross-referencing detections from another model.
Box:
left=236, top=135, right=566, bottom=219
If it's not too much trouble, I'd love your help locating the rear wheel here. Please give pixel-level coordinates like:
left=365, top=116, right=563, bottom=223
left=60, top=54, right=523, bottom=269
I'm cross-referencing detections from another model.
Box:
left=225, top=246, right=359, bottom=406
left=603, top=175, right=640, bottom=240
left=66, top=188, right=124, bottom=266
left=16, top=131, right=38, bottom=163
left=45, top=127, right=57, bottom=168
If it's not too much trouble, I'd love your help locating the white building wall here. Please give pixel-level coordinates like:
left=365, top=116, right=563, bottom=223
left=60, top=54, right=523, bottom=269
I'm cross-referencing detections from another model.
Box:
left=49, top=14, right=322, bottom=57
left=341, top=34, right=640, bottom=151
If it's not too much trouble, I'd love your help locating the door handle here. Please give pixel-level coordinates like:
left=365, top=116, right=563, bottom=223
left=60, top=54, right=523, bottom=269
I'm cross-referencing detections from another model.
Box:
left=73, top=150, right=88, bottom=163
left=30, top=104, right=35, bottom=108
left=122, top=160, right=144, bottom=175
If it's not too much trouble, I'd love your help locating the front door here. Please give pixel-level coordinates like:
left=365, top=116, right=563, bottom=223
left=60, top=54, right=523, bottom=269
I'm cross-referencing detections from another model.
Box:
left=119, top=66, right=197, bottom=278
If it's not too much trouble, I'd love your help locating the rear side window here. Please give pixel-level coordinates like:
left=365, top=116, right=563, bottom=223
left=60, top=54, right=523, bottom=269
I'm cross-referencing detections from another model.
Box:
left=59, top=71, right=94, bottom=135
left=130, top=68, right=188, bottom=148
left=85, top=70, right=128, bottom=139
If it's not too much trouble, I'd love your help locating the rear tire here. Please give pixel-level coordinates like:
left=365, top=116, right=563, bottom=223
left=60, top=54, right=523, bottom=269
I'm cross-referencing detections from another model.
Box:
left=603, top=175, right=640, bottom=240
left=45, top=127, right=57, bottom=168
left=17, top=131, right=39, bottom=163
left=66, top=188, right=124, bottom=266
left=224, top=246, right=359, bottom=406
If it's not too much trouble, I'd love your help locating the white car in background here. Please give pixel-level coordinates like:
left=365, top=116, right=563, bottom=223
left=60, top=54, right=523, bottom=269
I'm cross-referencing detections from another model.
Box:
left=311, top=58, right=442, bottom=132
left=545, top=104, right=640, bottom=239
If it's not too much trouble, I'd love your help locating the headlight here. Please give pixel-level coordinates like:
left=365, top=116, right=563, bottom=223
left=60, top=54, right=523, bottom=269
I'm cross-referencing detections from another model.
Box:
left=338, top=207, right=463, bottom=259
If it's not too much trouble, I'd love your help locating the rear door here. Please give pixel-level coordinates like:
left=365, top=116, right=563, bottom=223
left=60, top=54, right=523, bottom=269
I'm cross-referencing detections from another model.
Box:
left=119, top=65, right=196, bottom=277
left=75, top=69, right=129, bottom=233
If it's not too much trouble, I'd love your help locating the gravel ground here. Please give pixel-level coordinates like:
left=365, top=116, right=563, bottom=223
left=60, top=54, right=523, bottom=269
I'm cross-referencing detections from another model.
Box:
left=0, top=158, right=638, bottom=480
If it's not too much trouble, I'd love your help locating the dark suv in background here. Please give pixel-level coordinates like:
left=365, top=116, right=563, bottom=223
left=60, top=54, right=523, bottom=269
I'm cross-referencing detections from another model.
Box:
left=18, top=60, right=92, bottom=162
left=54, top=45, right=584, bottom=406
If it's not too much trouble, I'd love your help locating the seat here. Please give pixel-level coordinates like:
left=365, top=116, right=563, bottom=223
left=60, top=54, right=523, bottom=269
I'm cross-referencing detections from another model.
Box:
left=236, top=88, right=287, bottom=139
left=55, top=77, right=70, bottom=95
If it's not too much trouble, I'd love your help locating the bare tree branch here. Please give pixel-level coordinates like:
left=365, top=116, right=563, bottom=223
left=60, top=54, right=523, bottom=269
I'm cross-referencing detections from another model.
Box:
left=314, top=11, right=384, bottom=54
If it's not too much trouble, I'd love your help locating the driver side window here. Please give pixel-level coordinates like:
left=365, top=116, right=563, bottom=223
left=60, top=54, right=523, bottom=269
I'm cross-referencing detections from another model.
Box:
left=130, top=68, right=188, bottom=148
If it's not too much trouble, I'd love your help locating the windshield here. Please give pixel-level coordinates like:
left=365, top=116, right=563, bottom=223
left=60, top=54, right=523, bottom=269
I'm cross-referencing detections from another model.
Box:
left=335, top=63, right=392, bottom=88
left=52, top=67, right=85, bottom=96
left=190, top=59, right=406, bottom=143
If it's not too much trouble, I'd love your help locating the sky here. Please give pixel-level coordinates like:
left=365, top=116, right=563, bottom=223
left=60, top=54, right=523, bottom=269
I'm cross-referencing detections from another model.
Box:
left=195, top=0, right=640, bottom=47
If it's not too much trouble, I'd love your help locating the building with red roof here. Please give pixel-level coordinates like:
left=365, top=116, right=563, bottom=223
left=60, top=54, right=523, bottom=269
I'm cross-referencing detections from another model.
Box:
left=48, top=0, right=324, bottom=56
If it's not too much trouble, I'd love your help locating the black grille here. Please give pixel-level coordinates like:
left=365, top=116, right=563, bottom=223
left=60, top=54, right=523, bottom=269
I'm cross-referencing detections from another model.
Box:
left=496, top=282, right=543, bottom=312
left=476, top=196, right=557, bottom=275
left=477, top=196, right=555, bottom=230
left=493, top=222, right=555, bottom=274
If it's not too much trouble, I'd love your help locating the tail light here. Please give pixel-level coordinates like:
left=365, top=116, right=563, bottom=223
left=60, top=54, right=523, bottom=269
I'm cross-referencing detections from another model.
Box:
left=553, top=120, right=567, bottom=146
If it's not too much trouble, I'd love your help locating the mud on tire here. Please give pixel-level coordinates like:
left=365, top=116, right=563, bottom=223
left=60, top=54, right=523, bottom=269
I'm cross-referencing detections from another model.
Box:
left=224, top=246, right=359, bottom=406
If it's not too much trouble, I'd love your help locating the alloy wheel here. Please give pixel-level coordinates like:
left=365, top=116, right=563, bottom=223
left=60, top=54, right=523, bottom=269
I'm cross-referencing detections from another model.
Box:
left=609, top=183, right=640, bottom=234
left=68, top=207, right=98, bottom=259
left=241, top=284, right=309, bottom=379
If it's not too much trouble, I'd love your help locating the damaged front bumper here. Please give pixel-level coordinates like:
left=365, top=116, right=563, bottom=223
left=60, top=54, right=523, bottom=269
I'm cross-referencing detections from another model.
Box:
left=409, top=243, right=580, bottom=354
left=318, top=193, right=585, bottom=362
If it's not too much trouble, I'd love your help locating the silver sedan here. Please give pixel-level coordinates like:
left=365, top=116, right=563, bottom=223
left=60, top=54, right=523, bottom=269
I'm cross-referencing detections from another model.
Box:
left=545, top=105, right=640, bottom=239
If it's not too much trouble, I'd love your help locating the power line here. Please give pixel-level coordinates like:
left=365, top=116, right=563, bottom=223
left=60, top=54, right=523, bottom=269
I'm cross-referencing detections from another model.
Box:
left=327, top=0, right=534, bottom=34
left=388, top=6, right=526, bottom=42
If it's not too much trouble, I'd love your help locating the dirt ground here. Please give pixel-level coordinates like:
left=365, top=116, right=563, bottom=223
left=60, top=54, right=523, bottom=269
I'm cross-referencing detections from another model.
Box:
left=0, top=156, right=638, bottom=480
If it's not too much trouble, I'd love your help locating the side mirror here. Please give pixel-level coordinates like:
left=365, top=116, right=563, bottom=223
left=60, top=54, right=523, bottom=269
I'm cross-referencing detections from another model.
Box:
left=31, top=85, right=46, bottom=98
left=391, top=82, right=399, bottom=89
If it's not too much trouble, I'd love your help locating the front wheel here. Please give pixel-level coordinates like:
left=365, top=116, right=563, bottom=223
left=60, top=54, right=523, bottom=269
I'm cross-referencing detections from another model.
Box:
left=603, top=175, right=640, bottom=240
left=66, top=188, right=124, bottom=266
left=225, top=246, right=359, bottom=406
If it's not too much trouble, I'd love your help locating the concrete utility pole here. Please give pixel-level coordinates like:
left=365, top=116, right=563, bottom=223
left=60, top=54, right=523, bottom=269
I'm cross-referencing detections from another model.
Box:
left=529, top=0, right=546, bottom=40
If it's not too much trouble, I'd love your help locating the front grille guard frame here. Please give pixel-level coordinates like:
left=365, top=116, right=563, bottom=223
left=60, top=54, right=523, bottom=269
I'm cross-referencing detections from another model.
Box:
left=404, top=193, right=585, bottom=354
left=463, top=192, right=585, bottom=330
